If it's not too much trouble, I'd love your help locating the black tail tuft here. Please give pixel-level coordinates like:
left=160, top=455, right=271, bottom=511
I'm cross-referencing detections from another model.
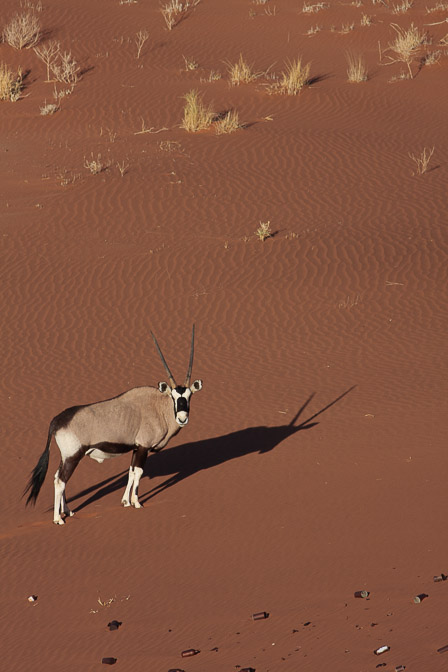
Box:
left=23, top=424, right=53, bottom=506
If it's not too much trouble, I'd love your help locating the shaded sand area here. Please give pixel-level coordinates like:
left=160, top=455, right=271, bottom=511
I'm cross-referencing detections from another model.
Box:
left=1, top=0, right=447, bottom=669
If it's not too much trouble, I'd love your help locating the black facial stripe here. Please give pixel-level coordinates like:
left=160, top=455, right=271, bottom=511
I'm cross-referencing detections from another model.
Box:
left=176, top=397, right=189, bottom=413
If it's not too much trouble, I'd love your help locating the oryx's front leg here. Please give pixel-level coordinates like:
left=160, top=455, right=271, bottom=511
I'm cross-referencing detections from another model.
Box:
left=121, top=447, right=147, bottom=508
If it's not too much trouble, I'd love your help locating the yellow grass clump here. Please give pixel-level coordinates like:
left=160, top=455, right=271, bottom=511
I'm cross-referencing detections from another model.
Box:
left=180, top=90, right=215, bottom=132
left=386, top=23, right=427, bottom=78
left=215, top=110, right=241, bottom=135
left=0, top=63, right=23, bottom=102
left=161, top=0, right=200, bottom=30
left=227, top=54, right=257, bottom=85
left=346, top=53, right=368, bottom=82
left=3, top=11, right=40, bottom=49
left=255, top=221, right=272, bottom=241
left=270, top=57, right=311, bottom=95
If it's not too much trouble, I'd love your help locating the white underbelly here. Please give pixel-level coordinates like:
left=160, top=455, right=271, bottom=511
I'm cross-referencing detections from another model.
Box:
left=86, top=449, right=119, bottom=464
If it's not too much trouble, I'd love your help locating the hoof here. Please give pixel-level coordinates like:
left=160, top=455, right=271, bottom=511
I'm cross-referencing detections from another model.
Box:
left=121, top=500, right=131, bottom=507
left=53, top=518, right=65, bottom=525
left=131, top=501, right=143, bottom=509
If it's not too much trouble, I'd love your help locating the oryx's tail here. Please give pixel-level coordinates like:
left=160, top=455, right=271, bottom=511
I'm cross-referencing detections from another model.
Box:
left=23, top=419, right=56, bottom=506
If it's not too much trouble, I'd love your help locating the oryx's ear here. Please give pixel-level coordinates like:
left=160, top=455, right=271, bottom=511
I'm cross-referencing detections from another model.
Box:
left=158, top=382, right=172, bottom=395
left=190, top=379, right=203, bottom=393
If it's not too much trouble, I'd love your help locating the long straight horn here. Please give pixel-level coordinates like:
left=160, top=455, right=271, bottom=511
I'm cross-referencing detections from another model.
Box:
left=184, top=324, right=195, bottom=387
left=151, top=332, right=176, bottom=388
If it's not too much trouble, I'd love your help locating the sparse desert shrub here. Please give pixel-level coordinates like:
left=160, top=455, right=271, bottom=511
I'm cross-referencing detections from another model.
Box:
left=84, top=153, right=104, bottom=174
left=161, top=0, right=200, bottom=30
left=3, top=11, right=40, bottom=49
left=255, top=221, right=272, bottom=241
left=426, top=1, right=448, bottom=10
left=422, top=49, right=441, bottom=65
left=386, top=23, right=427, bottom=78
left=302, top=2, right=329, bottom=12
left=346, top=53, right=368, bottom=82
left=180, top=89, right=214, bottom=132
left=306, top=24, right=322, bottom=36
left=182, top=55, right=198, bottom=70
left=227, top=54, right=257, bottom=85
left=51, top=50, right=80, bottom=85
left=408, top=146, right=435, bottom=174
left=0, top=63, right=23, bottom=101
left=135, top=29, right=149, bottom=58
left=392, top=0, right=413, bottom=12
left=215, top=110, right=241, bottom=134
left=360, top=13, right=373, bottom=26
left=34, top=40, right=60, bottom=82
left=40, top=100, right=59, bottom=115
left=270, top=57, right=311, bottom=95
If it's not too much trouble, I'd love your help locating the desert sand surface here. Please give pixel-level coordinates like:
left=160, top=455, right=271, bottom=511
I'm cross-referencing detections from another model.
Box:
left=1, top=0, right=447, bottom=670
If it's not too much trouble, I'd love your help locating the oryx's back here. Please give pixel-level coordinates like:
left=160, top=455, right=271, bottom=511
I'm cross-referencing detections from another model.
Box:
left=58, top=386, right=169, bottom=447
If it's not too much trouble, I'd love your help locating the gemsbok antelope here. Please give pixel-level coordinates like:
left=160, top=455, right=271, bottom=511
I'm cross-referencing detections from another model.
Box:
left=24, top=326, right=202, bottom=525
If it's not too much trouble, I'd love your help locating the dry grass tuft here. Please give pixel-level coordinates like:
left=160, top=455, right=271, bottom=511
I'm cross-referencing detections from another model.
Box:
left=302, top=1, right=329, bottom=12
left=180, top=89, right=215, bottom=132
left=40, top=100, right=59, bottom=115
left=3, top=11, right=40, bottom=49
left=161, top=0, right=200, bottom=30
left=346, top=53, right=368, bottom=82
left=255, top=221, right=272, bottom=241
left=385, top=23, right=427, bottom=78
left=84, top=153, right=104, bottom=174
left=360, top=13, right=373, bottom=26
left=392, top=0, right=413, bottom=13
left=227, top=54, right=257, bottom=85
left=0, top=63, right=23, bottom=101
left=408, top=146, right=435, bottom=174
left=422, top=49, right=441, bottom=64
left=214, top=110, right=241, bottom=134
left=269, top=57, right=311, bottom=95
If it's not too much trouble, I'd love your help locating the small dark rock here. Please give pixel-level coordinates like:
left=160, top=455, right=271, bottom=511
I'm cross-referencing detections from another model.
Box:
left=101, top=657, right=117, bottom=665
left=107, top=620, right=122, bottom=631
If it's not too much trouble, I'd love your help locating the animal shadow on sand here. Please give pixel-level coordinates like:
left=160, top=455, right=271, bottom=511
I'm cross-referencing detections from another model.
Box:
left=70, top=386, right=355, bottom=513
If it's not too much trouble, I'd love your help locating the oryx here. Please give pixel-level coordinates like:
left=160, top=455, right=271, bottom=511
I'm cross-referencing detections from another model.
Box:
left=24, top=326, right=202, bottom=524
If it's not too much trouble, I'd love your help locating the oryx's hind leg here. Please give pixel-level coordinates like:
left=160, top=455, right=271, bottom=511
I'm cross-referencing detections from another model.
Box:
left=54, top=430, right=83, bottom=525
left=121, top=447, right=147, bottom=509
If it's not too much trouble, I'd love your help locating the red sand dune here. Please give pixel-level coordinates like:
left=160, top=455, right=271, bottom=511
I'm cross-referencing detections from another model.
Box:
left=1, top=0, right=447, bottom=670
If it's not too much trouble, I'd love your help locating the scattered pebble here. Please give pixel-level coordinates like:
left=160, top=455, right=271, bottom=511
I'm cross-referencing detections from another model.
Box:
left=413, top=593, right=428, bottom=603
left=433, top=574, right=447, bottom=582
left=252, top=611, right=269, bottom=621
left=27, top=595, right=38, bottom=602
left=395, top=665, right=406, bottom=671
left=437, top=644, right=448, bottom=654
left=374, top=645, right=390, bottom=655
left=107, top=620, right=122, bottom=631
left=101, top=657, right=117, bottom=665
left=354, top=590, right=369, bottom=598
left=181, top=649, right=200, bottom=658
